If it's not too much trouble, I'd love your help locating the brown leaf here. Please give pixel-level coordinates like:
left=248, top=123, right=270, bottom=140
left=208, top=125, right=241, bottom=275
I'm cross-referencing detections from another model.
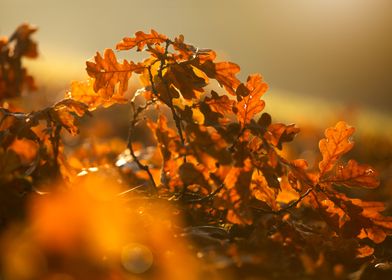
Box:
left=179, top=162, right=210, bottom=191
left=116, top=29, right=168, bottom=51
left=86, top=49, right=138, bottom=99
left=318, top=121, right=355, bottom=176
left=236, top=74, right=268, bottom=127
left=329, top=160, right=379, bottom=189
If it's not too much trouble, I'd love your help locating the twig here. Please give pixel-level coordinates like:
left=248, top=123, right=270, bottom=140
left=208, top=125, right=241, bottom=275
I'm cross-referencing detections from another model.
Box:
left=274, top=187, right=313, bottom=214
left=149, top=41, right=187, bottom=159
left=188, top=183, right=225, bottom=203
left=127, top=102, right=158, bottom=194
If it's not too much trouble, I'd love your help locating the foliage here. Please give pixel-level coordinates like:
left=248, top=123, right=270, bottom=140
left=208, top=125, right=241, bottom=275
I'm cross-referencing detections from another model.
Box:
left=1, top=24, right=392, bottom=279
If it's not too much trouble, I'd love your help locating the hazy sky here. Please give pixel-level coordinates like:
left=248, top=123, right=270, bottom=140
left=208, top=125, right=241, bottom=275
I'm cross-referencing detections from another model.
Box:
left=1, top=0, right=391, bottom=117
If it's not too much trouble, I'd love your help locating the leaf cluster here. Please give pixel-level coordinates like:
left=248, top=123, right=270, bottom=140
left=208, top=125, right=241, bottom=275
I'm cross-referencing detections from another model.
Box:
left=1, top=26, right=391, bottom=279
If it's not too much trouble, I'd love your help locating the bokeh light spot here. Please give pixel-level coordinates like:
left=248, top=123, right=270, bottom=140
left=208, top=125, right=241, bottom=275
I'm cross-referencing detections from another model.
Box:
left=121, top=243, right=154, bottom=274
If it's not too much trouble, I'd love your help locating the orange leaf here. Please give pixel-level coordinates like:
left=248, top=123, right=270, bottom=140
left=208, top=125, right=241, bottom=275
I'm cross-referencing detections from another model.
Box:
left=163, top=63, right=206, bottom=100
left=236, top=74, right=268, bottom=127
left=86, top=49, right=138, bottom=99
left=318, top=121, right=355, bottom=176
left=356, top=245, right=374, bottom=258
left=330, top=160, right=379, bottom=189
left=50, top=99, right=89, bottom=135
left=67, top=79, right=128, bottom=111
left=198, top=61, right=241, bottom=95
left=204, top=90, right=235, bottom=117
left=116, top=29, right=168, bottom=51
left=265, top=123, right=299, bottom=149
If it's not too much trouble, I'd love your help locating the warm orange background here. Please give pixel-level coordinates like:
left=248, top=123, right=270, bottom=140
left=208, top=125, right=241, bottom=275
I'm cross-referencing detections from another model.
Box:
left=1, top=0, right=391, bottom=133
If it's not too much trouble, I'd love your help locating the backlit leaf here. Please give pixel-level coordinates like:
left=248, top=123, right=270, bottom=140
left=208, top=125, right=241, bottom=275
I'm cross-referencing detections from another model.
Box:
left=318, top=121, right=355, bottom=176
left=86, top=49, right=138, bottom=99
left=329, top=160, right=379, bottom=189
left=116, top=29, right=168, bottom=51
left=204, top=90, right=235, bottom=118
left=236, top=74, right=268, bottom=127
left=67, top=79, right=128, bottom=111
left=198, top=60, right=241, bottom=95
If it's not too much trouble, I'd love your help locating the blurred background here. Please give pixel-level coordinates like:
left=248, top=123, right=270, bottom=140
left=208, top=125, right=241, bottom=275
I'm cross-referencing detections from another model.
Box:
left=0, top=0, right=391, bottom=132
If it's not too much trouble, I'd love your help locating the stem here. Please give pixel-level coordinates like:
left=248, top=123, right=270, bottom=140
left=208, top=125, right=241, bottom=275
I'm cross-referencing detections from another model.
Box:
left=127, top=102, right=157, bottom=194
left=148, top=40, right=187, bottom=162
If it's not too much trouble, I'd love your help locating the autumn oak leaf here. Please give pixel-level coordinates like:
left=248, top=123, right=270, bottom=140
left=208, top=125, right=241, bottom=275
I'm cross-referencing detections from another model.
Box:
left=318, top=121, right=355, bottom=176
left=204, top=90, right=235, bottom=117
left=67, top=79, right=128, bottom=111
left=86, top=49, right=138, bottom=99
left=116, top=29, right=168, bottom=51
left=236, top=74, right=268, bottom=127
left=197, top=61, right=241, bottom=95
left=329, top=159, right=379, bottom=189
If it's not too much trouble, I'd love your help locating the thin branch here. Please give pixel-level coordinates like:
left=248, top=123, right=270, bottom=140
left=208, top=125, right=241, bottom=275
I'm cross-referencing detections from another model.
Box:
left=152, top=40, right=187, bottom=159
left=187, top=183, right=225, bottom=203
left=275, top=187, right=313, bottom=214
left=127, top=101, right=158, bottom=194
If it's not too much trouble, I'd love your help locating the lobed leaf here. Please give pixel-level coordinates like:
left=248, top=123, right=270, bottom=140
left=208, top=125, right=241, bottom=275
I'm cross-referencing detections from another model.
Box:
left=67, top=79, right=128, bottom=111
left=198, top=61, right=241, bottom=95
left=116, top=29, right=168, bottom=51
left=50, top=99, right=89, bottom=135
left=318, top=121, right=355, bottom=176
left=236, top=74, right=268, bottom=127
left=86, top=49, right=138, bottom=99
left=329, top=159, right=379, bottom=189
left=204, top=90, right=235, bottom=118
left=265, top=123, right=300, bottom=149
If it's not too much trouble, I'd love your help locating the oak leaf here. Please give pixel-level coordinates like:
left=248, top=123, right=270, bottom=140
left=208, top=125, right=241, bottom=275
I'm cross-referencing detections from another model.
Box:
left=198, top=60, right=241, bottom=95
left=86, top=49, right=138, bottom=99
left=318, top=121, right=355, bottom=176
left=116, top=29, right=168, bottom=51
left=50, top=99, right=89, bottom=135
left=163, top=63, right=206, bottom=100
left=265, top=123, right=300, bottom=149
left=67, top=79, right=128, bottom=111
left=329, top=160, right=379, bottom=189
left=204, top=90, right=235, bottom=118
left=236, top=74, right=268, bottom=127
